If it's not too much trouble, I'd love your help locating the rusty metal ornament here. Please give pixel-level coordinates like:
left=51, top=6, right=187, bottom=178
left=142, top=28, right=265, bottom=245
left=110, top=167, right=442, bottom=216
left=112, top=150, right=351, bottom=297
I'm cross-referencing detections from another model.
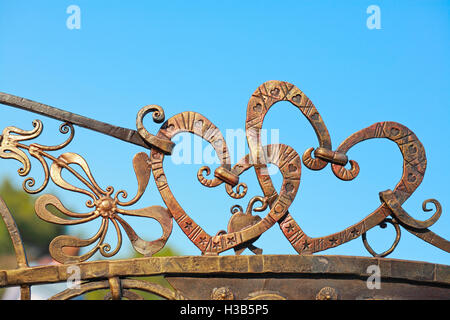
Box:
left=0, top=120, right=74, bottom=193
left=211, top=287, right=234, bottom=300
left=227, top=197, right=267, bottom=255
left=0, top=80, right=449, bottom=300
left=239, top=81, right=448, bottom=256
left=149, top=113, right=302, bottom=255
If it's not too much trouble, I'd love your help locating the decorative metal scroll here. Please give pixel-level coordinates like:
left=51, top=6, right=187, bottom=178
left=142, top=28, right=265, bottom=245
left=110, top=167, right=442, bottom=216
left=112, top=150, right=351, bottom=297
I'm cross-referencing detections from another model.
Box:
left=0, top=80, right=448, bottom=300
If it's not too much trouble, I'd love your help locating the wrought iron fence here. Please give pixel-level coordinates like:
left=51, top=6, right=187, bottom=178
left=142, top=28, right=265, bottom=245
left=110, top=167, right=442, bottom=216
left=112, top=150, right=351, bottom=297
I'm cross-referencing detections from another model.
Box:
left=0, top=80, right=448, bottom=300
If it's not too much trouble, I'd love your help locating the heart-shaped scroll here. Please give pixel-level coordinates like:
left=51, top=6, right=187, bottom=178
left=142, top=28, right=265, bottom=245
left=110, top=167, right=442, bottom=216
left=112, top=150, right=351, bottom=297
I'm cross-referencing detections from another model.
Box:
left=136, top=80, right=337, bottom=255
left=147, top=108, right=302, bottom=254
left=244, top=81, right=448, bottom=254
left=138, top=80, right=448, bottom=256
left=278, top=121, right=448, bottom=254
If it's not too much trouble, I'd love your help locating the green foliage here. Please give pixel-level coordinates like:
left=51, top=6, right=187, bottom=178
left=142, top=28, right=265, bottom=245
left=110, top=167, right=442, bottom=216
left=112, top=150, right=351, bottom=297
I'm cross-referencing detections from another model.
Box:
left=0, top=177, right=63, bottom=260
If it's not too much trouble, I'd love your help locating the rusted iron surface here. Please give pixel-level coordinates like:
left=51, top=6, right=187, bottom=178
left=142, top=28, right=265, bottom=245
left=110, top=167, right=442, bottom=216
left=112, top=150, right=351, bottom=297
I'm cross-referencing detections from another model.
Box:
left=167, top=276, right=450, bottom=300
left=0, top=255, right=449, bottom=299
left=0, top=80, right=448, bottom=299
left=0, top=92, right=153, bottom=151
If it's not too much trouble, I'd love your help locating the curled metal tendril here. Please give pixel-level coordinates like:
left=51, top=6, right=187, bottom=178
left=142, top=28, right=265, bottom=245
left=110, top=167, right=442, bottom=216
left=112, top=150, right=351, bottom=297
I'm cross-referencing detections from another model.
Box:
left=99, top=220, right=122, bottom=258
left=104, top=186, right=115, bottom=197
left=422, top=199, right=442, bottom=219
left=0, top=120, right=75, bottom=194
left=115, top=190, right=128, bottom=201
left=230, top=196, right=268, bottom=216
left=59, top=123, right=70, bottom=134
left=332, top=160, right=360, bottom=181
left=136, top=104, right=174, bottom=154
left=197, top=166, right=215, bottom=187
left=225, top=182, right=248, bottom=199
left=230, top=204, right=243, bottom=214
left=23, top=177, right=46, bottom=194
left=246, top=196, right=269, bottom=214
left=29, top=122, right=74, bottom=151
left=380, top=190, right=443, bottom=230
left=197, top=165, right=248, bottom=199
left=406, top=198, right=442, bottom=229
left=302, top=147, right=328, bottom=171
left=137, top=104, right=166, bottom=124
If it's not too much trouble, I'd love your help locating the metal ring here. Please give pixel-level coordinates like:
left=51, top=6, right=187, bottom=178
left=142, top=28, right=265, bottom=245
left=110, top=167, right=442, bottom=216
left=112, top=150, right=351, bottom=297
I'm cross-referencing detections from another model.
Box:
left=362, top=218, right=401, bottom=257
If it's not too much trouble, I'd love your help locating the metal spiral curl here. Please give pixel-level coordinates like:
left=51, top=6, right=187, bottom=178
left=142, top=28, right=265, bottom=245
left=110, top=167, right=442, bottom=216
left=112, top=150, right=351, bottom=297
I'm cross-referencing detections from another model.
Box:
left=225, top=182, right=248, bottom=199
left=0, top=121, right=75, bottom=194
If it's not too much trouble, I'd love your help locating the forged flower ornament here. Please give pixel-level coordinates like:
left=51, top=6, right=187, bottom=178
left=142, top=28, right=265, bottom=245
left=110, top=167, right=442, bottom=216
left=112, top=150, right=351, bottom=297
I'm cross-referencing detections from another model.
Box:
left=0, top=118, right=172, bottom=264
left=34, top=151, right=173, bottom=264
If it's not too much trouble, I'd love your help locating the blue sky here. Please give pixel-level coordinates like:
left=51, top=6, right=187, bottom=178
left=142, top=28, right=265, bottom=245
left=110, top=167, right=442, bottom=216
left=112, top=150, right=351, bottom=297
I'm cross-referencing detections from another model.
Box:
left=0, top=1, right=449, bottom=265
